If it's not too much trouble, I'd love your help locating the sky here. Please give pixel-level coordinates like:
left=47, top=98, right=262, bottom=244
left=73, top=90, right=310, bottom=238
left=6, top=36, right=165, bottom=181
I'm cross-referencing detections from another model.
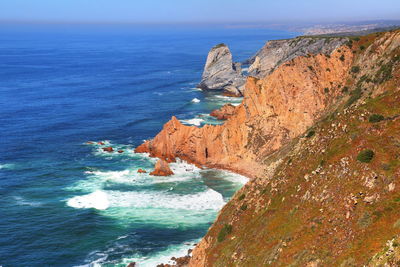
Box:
left=0, top=0, right=399, bottom=24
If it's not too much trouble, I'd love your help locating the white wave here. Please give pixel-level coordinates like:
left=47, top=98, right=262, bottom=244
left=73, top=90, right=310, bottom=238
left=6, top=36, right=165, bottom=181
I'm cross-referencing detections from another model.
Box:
left=113, top=240, right=198, bottom=267
left=191, top=98, right=201, bottom=103
left=67, top=190, right=110, bottom=210
left=13, top=196, right=42, bottom=207
left=180, top=118, right=204, bottom=126
left=216, top=170, right=249, bottom=184
left=0, top=163, right=15, bottom=170
left=68, top=188, right=224, bottom=211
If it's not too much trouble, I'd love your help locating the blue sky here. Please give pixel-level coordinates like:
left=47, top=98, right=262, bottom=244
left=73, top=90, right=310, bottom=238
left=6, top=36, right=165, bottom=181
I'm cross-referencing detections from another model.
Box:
left=0, top=0, right=399, bottom=23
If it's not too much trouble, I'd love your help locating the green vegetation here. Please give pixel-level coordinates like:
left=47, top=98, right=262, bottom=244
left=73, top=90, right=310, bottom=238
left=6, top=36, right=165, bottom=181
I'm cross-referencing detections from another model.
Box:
left=345, top=87, right=362, bottom=107
left=360, top=45, right=366, bottom=50
left=374, top=56, right=399, bottom=84
left=351, top=66, right=361, bottom=73
left=238, top=194, right=246, bottom=201
left=240, top=204, right=248, bottom=211
left=342, top=86, right=349, bottom=93
left=217, top=224, right=233, bottom=242
left=357, top=149, right=375, bottom=163
left=308, top=66, right=314, bottom=71
left=369, top=114, right=385, bottom=123
left=324, top=87, right=330, bottom=93
left=305, top=130, right=315, bottom=138
left=340, top=55, right=345, bottom=61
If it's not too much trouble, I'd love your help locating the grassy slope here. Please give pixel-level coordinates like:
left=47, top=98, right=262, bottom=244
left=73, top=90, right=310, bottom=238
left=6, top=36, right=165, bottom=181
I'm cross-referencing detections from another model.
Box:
left=196, top=30, right=400, bottom=266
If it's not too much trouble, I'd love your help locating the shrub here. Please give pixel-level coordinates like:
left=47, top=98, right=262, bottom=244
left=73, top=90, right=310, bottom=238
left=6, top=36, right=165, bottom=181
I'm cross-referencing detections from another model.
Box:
left=308, top=66, right=314, bottom=71
left=217, top=224, right=233, bottom=242
left=351, top=66, right=360, bottom=73
left=345, top=87, right=362, bottom=107
left=369, top=114, right=385, bottom=123
left=342, top=86, right=349, bottom=93
left=240, top=204, right=248, bottom=211
left=324, top=87, right=329, bottom=93
left=339, top=55, right=345, bottom=61
left=353, top=37, right=360, bottom=41
left=305, top=130, right=315, bottom=138
left=357, top=149, right=375, bottom=163
left=238, top=194, right=245, bottom=201
left=360, top=45, right=365, bottom=50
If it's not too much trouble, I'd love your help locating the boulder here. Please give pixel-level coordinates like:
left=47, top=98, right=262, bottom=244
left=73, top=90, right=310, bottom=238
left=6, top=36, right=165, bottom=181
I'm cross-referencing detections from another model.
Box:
left=150, top=159, right=174, bottom=176
left=197, top=43, right=246, bottom=96
left=102, top=147, right=114, bottom=152
left=210, top=103, right=237, bottom=120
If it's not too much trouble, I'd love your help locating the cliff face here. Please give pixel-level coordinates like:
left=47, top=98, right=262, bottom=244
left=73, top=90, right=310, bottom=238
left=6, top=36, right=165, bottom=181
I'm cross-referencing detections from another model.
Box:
left=248, top=36, right=349, bottom=78
left=197, top=44, right=246, bottom=96
left=188, top=30, right=400, bottom=266
left=136, top=44, right=354, bottom=178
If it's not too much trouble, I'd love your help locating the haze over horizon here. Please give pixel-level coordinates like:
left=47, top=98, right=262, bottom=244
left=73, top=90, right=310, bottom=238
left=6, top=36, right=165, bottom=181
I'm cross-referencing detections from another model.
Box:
left=0, top=0, right=399, bottom=24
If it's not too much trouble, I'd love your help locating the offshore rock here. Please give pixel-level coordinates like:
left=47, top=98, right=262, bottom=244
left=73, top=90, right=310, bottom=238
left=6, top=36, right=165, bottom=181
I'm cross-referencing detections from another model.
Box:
left=150, top=159, right=174, bottom=176
left=102, top=147, right=114, bottom=152
left=210, top=104, right=237, bottom=120
left=197, top=44, right=246, bottom=96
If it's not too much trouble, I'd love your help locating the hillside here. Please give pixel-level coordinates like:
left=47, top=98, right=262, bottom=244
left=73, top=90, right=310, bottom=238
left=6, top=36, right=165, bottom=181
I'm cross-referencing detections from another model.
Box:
left=188, top=30, right=400, bottom=266
left=136, top=29, right=400, bottom=266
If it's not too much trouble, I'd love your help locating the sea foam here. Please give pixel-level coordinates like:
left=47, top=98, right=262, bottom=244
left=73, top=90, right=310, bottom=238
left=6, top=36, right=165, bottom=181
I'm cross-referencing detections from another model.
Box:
left=67, top=190, right=110, bottom=210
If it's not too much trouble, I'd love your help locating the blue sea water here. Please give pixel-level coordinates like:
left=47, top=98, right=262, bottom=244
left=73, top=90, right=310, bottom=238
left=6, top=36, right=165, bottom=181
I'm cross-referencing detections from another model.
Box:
left=0, top=24, right=297, bottom=267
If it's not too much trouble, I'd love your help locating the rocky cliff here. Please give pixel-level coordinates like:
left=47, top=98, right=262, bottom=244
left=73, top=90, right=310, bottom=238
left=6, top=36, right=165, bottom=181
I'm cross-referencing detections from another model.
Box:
left=136, top=29, right=400, bottom=266
left=248, top=36, right=349, bottom=78
left=188, top=30, right=400, bottom=266
left=197, top=43, right=246, bottom=96
left=136, top=41, right=354, bottom=178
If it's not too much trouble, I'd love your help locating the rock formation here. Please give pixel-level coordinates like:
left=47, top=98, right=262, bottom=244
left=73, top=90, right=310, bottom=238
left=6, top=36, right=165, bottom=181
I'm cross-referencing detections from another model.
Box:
left=136, top=44, right=354, bottom=178
left=197, top=44, right=246, bottom=96
left=210, top=104, right=237, bottom=120
left=137, top=169, right=147, bottom=174
left=187, top=30, right=400, bottom=267
left=150, top=159, right=174, bottom=176
left=102, top=147, right=114, bottom=152
left=247, top=36, right=349, bottom=78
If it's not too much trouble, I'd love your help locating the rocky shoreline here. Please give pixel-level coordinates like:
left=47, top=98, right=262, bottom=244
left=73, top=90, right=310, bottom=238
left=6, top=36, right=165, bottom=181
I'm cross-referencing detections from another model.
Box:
left=132, top=29, right=400, bottom=266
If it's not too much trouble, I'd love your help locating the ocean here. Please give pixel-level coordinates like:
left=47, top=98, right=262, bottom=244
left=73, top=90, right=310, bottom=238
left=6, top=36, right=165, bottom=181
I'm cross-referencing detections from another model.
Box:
left=0, top=24, right=297, bottom=267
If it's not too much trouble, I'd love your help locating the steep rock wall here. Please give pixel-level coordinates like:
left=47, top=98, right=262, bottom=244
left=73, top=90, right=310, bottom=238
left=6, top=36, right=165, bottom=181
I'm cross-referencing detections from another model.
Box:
left=136, top=46, right=354, bottom=178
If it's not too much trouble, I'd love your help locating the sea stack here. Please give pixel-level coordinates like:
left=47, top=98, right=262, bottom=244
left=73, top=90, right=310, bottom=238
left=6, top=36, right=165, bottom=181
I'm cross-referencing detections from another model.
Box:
left=197, top=43, right=246, bottom=96
left=150, top=159, right=174, bottom=176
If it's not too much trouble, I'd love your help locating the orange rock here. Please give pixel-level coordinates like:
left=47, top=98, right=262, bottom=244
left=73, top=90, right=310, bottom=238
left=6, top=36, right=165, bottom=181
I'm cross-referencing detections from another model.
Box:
left=150, top=159, right=174, bottom=176
left=98, top=142, right=105, bottom=145
left=136, top=46, right=353, bottom=178
left=118, top=150, right=124, bottom=153
left=137, top=169, right=147, bottom=173
left=86, top=141, right=94, bottom=145
left=102, top=147, right=113, bottom=152
left=210, top=104, right=237, bottom=120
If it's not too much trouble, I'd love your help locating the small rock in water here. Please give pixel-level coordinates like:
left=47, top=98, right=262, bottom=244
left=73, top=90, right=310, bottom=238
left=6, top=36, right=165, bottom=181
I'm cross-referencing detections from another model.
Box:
left=102, top=147, right=114, bottom=152
left=118, top=150, right=124, bottom=153
left=126, top=263, right=136, bottom=267
left=137, top=169, right=147, bottom=174
left=98, top=141, right=105, bottom=145
left=150, top=159, right=174, bottom=176
left=86, top=141, right=94, bottom=145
